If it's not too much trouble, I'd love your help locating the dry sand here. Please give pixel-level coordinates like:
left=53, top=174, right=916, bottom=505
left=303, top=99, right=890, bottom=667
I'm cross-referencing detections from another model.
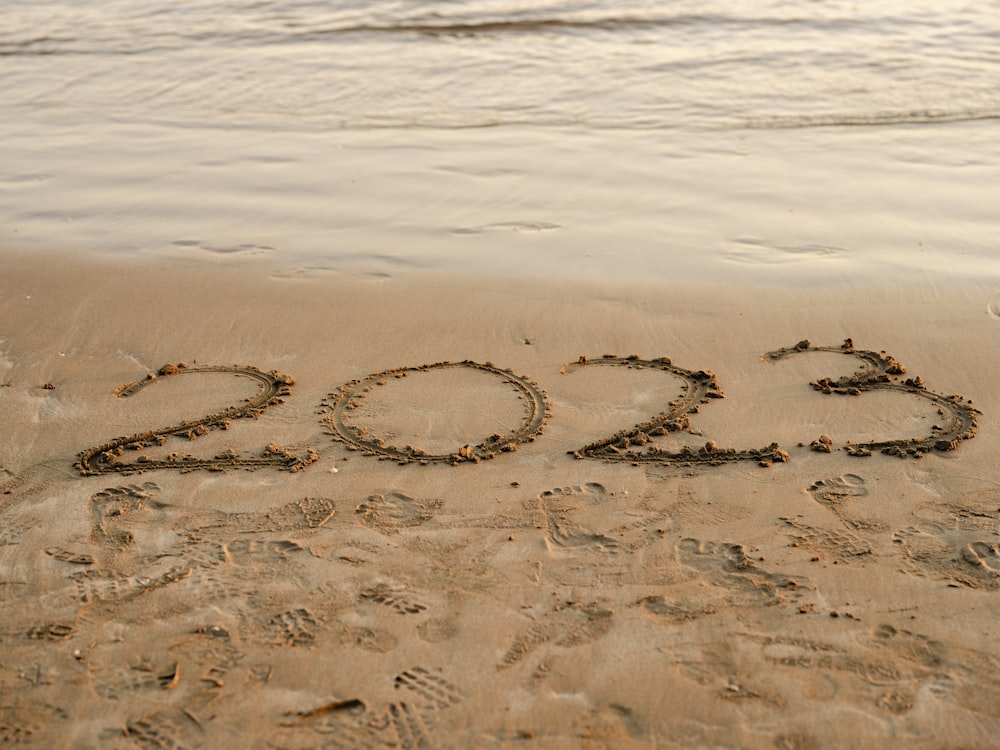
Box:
left=1, top=250, right=999, bottom=748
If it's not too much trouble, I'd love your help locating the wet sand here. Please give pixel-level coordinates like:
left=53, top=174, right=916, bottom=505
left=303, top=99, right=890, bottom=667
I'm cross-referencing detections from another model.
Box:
left=1, top=251, right=999, bottom=748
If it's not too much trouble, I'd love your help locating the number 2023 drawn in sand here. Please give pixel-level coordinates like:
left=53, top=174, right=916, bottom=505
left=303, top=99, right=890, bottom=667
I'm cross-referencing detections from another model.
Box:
left=70, top=341, right=979, bottom=478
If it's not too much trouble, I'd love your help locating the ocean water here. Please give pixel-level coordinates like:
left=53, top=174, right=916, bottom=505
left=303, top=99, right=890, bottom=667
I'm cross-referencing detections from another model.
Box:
left=3, top=0, right=1000, bottom=282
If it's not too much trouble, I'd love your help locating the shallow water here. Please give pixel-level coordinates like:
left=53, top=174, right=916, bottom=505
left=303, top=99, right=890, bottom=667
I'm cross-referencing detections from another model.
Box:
left=7, top=0, right=1000, bottom=131
left=3, top=0, right=999, bottom=282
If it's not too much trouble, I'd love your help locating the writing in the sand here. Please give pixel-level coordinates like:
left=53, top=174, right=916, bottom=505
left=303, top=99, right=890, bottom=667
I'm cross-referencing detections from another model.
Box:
left=74, top=340, right=978, bottom=477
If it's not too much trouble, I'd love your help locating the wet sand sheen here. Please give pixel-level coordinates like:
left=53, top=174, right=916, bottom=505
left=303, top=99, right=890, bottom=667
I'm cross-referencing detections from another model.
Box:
left=0, top=252, right=998, bottom=748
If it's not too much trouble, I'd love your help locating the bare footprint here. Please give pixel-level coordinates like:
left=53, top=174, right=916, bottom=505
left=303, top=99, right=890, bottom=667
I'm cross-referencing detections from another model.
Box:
left=89, top=482, right=165, bottom=549
left=675, top=538, right=806, bottom=609
left=893, top=527, right=997, bottom=589
left=863, top=623, right=946, bottom=671
left=356, top=491, right=442, bottom=534
left=808, top=474, right=867, bottom=504
left=537, top=483, right=620, bottom=554
left=500, top=599, right=614, bottom=670
left=807, top=475, right=882, bottom=531
left=914, top=491, right=1000, bottom=535
left=961, top=541, right=1000, bottom=575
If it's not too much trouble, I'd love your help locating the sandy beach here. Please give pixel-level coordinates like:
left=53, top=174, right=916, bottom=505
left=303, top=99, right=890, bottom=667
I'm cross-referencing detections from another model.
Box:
left=5, top=1, right=1000, bottom=745
left=1, top=250, right=998, bottom=748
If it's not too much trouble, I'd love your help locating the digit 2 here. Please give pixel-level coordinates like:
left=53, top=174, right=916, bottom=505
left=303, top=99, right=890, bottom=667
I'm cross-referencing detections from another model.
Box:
left=563, top=355, right=790, bottom=467
left=76, top=364, right=317, bottom=476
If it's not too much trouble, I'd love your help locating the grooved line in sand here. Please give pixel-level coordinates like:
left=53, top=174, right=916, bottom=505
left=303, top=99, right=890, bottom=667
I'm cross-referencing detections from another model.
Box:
left=563, top=355, right=789, bottom=467
left=76, top=363, right=317, bottom=475
left=321, top=361, right=550, bottom=464
left=765, top=340, right=979, bottom=458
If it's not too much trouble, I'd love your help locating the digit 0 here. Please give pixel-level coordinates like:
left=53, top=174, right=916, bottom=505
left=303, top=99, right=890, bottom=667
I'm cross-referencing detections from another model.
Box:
left=321, top=361, right=549, bottom=465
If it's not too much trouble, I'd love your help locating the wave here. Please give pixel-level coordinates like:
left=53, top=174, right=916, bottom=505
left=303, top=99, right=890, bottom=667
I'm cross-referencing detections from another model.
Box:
left=0, top=11, right=876, bottom=55
left=311, top=14, right=720, bottom=37
left=743, top=108, right=1000, bottom=130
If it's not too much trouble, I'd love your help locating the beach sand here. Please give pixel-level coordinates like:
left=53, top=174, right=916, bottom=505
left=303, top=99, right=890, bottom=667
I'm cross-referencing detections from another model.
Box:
left=1, top=250, right=999, bottom=748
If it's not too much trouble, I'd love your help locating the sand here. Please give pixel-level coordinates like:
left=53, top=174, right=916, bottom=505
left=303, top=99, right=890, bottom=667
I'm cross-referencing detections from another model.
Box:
left=1, top=250, right=999, bottom=748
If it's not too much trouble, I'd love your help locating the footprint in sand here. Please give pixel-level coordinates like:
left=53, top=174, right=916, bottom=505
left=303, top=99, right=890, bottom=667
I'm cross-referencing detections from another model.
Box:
left=781, top=517, right=873, bottom=564
left=224, top=538, right=305, bottom=565
left=44, top=546, right=94, bottom=565
left=125, top=710, right=203, bottom=750
left=0, top=704, right=68, bottom=746
left=360, top=581, right=429, bottom=615
left=89, top=482, right=166, bottom=549
left=273, top=665, right=461, bottom=750
left=695, top=628, right=941, bottom=715
left=257, top=496, right=336, bottom=533
left=335, top=624, right=398, bottom=653
left=861, top=624, right=946, bottom=671
left=394, top=666, right=463, bottom=711
left=987, top=290, right=1000, bottom=319
left=417, top=617, right=459, bottom=644
left=173, top=566, right=249, bottom=603
left=0, top=514, right=36, bottom=548
left=70, top=568, right=155, bottom=605
left=537, top=484, right=621, bottom=555
left=913, top=490, right=1000, bottom=534
left=892, top=526, right=948, bottom=562
left=499, top=599, right=614, bottom=670
left=225, top=496, right=336, bottom=535
left=961, top=541, right=1000, bottom=574
left=674, top=538, right=807, bottom=610
left=893, top=527, right=999, bottom=590
left=267, top=607, right=320, bottom=647
left=88, top=654, right=180, bottom=700
left=666, top=481, right=749, bottom=525
left=806, top=475, right=884, bottom=532
left=807, top=474, right=867, bottom=506
left=355, top=491, right=442, bottom=534
left=24, top=622, right=75, bottom=641
left=537, top=482, right=674, bottom=555
left=530, top=483, right=676, bottom=587
left=635, top=594, right=716, bottom=624
left=863, top=628, right=1000, bottom=721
